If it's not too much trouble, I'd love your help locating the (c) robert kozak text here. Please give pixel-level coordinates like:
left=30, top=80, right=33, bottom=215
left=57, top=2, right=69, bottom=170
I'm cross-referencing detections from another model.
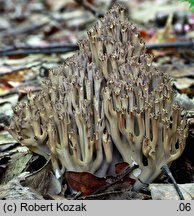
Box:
left=19, top=202, right=87, bottom=212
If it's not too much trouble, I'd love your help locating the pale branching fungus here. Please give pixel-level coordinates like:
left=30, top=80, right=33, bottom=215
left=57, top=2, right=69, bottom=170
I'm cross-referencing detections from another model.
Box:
left=7, top=5, right=188, bottom=189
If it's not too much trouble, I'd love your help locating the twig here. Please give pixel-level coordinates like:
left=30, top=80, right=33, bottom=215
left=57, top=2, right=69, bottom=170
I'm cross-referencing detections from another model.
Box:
left=2, top=44, right=79, bottom=53
left=161, top=164, right=185, bottom=200
left=77, top=190, right=123, bottom=200
left=0, top=41, right=194, bottom=57
left=0, top=21, right=48, bottom=38
left=0, top=44, right=78, bottom=57
left=0, top=48, right=76, bottom=56
left=77, top=190, right=151, bottom=200
left=74, top=164, right=139, bottom=200
left=77, top=190, right=126, bottom=200
left=92, top=164, right=139, bottom=195
left=74, top=0, right=104, bottom=18
left=146, top=41, right=194, bottom=50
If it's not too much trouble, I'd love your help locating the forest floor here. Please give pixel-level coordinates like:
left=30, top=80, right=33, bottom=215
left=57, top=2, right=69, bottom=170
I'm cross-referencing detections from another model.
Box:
left=0, top=0, right=194, bottom=200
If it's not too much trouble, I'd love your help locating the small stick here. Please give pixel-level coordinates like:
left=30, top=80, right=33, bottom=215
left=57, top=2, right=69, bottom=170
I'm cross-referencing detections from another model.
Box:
left=77, top=190, right=122, bottom=200
left=161, top=164, right=185, bottom=200
left=92, top=164, right=139, bottom=195
left=1, top=41, right=193, bottom=57
left=0, top=44, right=78, bottom=57
left=146, top=41, right=194, bottom=50
left=0, top=21, right=48, bottom=38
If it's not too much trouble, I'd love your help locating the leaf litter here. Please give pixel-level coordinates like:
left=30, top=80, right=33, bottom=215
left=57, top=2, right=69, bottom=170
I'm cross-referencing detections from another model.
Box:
left=0, top=0, right=194, bottom=200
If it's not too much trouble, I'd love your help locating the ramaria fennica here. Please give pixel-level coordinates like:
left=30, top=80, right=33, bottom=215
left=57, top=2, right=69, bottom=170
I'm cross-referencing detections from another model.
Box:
left=7, top=5, right=188, bottom=190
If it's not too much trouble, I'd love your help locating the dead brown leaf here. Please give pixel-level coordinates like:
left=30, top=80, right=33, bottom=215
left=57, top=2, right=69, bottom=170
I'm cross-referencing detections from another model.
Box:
left=66, top=171, right=106, bottom=196
left=66, top=162, right=136, bottom=197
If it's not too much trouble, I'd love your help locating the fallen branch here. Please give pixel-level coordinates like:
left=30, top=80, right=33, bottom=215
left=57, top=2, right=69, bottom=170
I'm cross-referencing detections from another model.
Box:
left=146, top=41, right=194, bottom=49
left=0, top=44, right=78, bottom=57
left=0, top=41, right=194, bottom=57
left=0, top=21, right=48, bottom=38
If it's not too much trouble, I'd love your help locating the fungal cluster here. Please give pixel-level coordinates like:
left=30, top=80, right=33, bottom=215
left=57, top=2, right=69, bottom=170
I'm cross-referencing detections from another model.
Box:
left=7, top=5, right=188, bottom=189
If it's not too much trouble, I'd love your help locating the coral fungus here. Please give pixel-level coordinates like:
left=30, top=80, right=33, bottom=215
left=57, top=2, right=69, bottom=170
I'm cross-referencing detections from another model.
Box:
left=7, top=5, right=188, bottom=189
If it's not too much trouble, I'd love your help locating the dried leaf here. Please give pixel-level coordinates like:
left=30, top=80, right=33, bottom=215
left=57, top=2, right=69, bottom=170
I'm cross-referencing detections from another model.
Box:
left=0, top=93, right=18, bottom=106
left=0, top=148, right=32, bottom=184
left=66, top=163, right=136, bottom=196
left=169, top=65, right=194, bottom=78
left=66, top=171, right=106, bottom=196
left=0, top=131, right=17, bottom=146
left=174, top=77, right=194, bottom=90
left=115, top=162, right=129, bottom=174
left=0, top=79, right=13, bottom=95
